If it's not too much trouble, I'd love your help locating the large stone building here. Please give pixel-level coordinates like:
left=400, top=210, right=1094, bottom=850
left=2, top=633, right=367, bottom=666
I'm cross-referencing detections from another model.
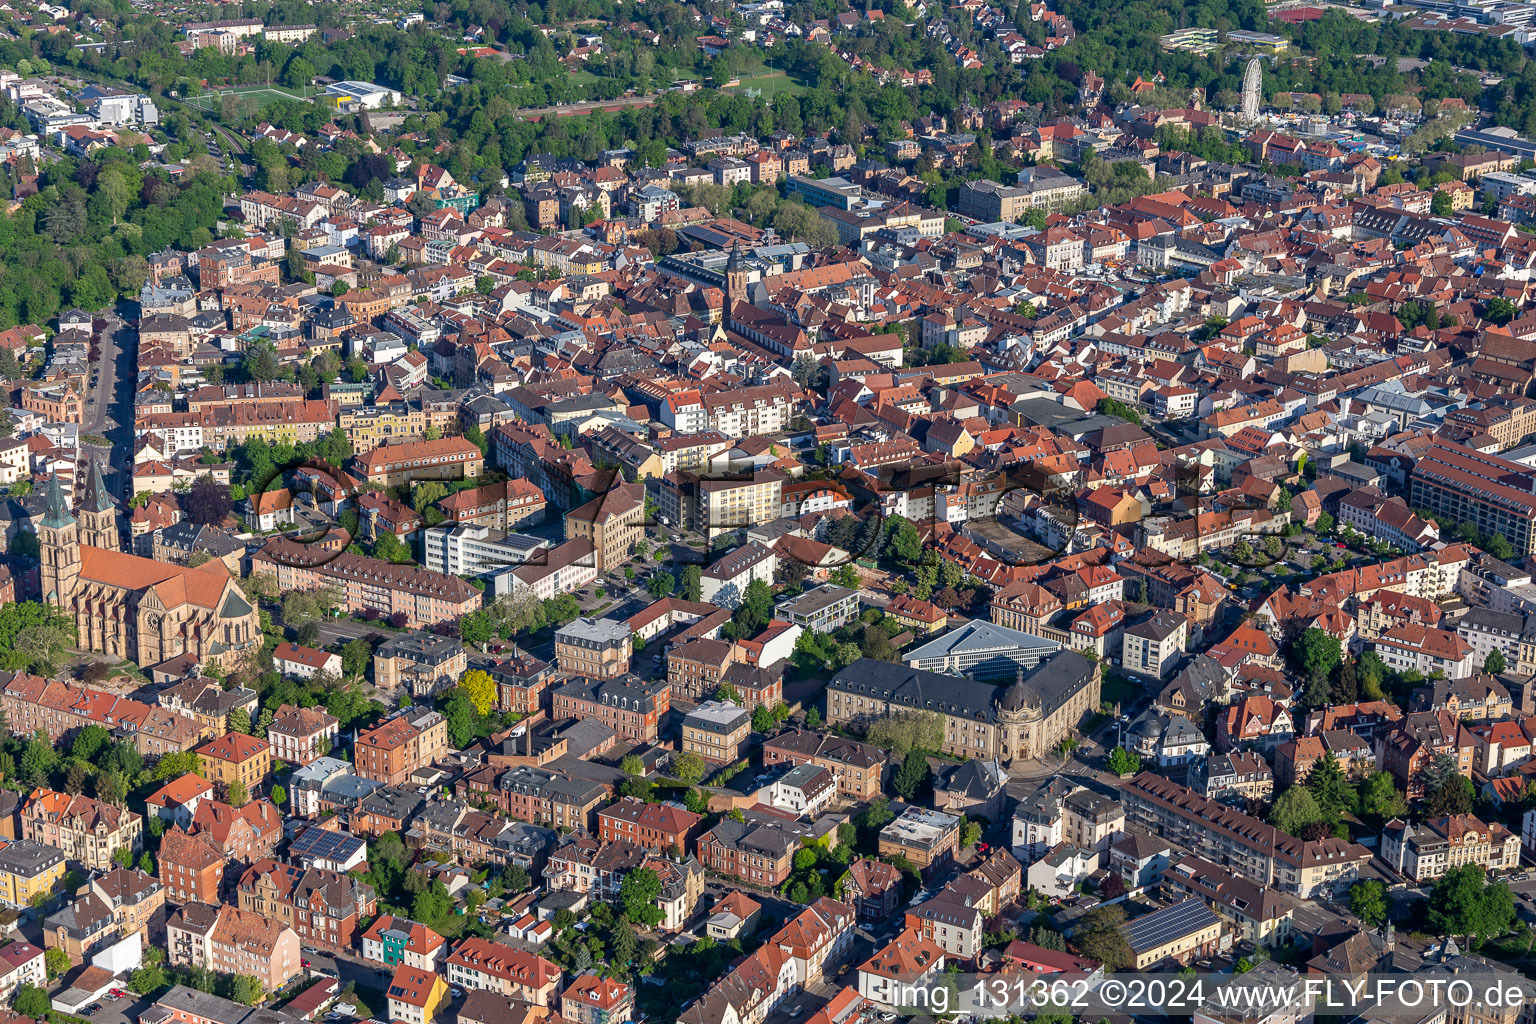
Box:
left=1381, top=813, right=1521, bottom=881
left=39, top=469, right=260, bottom=672
left=827, top=651, right=1098, bottom=764
left=22, top=789, right=143, bottom=872
left=563, top=482, right=644, bottom=573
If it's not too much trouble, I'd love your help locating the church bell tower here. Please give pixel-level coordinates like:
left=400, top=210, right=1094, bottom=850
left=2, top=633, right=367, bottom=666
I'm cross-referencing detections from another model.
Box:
left=39, top=470, right=80, bottom=607
left=725, top=240, right=749, bottom=324
left=77, top=457, right=120, bottom=552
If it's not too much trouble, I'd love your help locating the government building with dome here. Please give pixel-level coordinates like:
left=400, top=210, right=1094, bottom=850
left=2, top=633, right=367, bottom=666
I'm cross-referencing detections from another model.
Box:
left=39, top=464, right=261, bottom=673
left=827, top=647, right=1099, bottom=764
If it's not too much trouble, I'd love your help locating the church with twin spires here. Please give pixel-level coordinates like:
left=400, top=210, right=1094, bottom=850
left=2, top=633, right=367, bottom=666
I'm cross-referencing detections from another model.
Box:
left=39, top=461, right=261, bottom=672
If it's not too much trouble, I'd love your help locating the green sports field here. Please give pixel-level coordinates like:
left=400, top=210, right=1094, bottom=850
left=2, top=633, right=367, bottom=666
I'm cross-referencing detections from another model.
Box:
left=181, top=84, right=314, bottom=112
left=722, top=70, right=806, bottom=98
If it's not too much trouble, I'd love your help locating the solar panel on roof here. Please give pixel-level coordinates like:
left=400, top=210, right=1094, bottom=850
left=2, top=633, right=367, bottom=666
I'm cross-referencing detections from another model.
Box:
left=291, top=826, right=364, bottom=861
left=1124, top=897, right=1219, bottom=953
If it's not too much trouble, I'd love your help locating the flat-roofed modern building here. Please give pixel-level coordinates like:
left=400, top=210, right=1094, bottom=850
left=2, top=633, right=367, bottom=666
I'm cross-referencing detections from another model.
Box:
left=777, top=584, right=860, bottom=633
left=422, top=523, right=551, bottom=578
left=877, top=807, right=960, bottom=873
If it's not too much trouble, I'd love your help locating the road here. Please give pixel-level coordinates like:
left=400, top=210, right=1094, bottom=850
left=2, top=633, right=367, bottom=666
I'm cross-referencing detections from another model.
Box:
left=81, top=306, right=135, bottom=499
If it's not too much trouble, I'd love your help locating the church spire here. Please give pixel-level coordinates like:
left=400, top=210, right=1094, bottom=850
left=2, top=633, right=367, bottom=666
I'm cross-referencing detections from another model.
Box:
left=41, top=470, right=75, bottom=530
left=83, top=457, right=113, bottom=514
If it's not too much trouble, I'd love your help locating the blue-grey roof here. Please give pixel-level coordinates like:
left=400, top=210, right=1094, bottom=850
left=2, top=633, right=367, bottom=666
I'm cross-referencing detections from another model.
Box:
left=1125, top=897, right=1220, bottom=954
left=904, top=619, right=1062, bottom=662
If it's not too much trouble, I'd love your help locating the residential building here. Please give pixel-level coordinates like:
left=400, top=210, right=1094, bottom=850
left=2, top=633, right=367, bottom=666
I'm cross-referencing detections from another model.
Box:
left=551, top=676, right=670, bottom=744
left=0, top=841, right=64, bottom=908
left=682, top=701, right=753, bottom=763
left=777, top=585, right=860, bottom=633
left=373, top=633, right=468, bottom=699
left=596, top=797, right=702, bottom=856
left=21, top=790, right=142, bottom=872
left=355, top=706, right=450, bottom=786
left=554, top=618, right=632, bottom=678
left=265, top=705, right=340, bottom=766
left=1125, top=898, right=1222, bottom=969
left=445, top=937, right=563, bottom=1006
left=1120, top=773, right=1372, bottom=898
left=1381, top=814, right=1521, bottom=881
left=878, top=807, right=960, bottom=874
left=361, top=915, right=448, bottom=971
left=167, top=902, right=301, bottom=994
left=761, top=730, right=887, bottom=801
left=386, top=964, right=449, bottom=1024
left=193, top=734, right=272, bottom=796
left=234, top=859, right=377, bottom=952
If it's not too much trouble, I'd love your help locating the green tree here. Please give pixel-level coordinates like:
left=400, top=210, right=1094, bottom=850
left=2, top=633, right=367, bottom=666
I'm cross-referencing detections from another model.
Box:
left=459, top=608, right=496, bottom=646
left=893, top=749, right=931, bottom=800
left=681, top=565, right=703, bottom=602
left=1073, top=905, right=1134, bottom=972
left=1106, top=746, right=1141, bottom=775
left=884, top=515, right=923, bottom=565
left=1427, top=865, right=1515, bottom=945
left=503, top=865, right=531, bottom=894
left=1485, top=650, right=1508, bottom=674
left=1292, top=628, right=1343, bottom=694
left=1306, top=752, right=1354, bottom=822
left=227, top=780, right=249, bottom=807
left=342, top=637, right=372, bottom=679
left=829, top=564, right=860, bottom=589
left=672, top=752, right=707, bottom=785
left=1358, top=771, right=1408, bottom=822
left=229, top=974, right=263, bottom=1006
left=621, top=755, right=646, bottom=776
left=646, top=571, right=677, bottom=599
left=866, top=710, right=944, bottom=759
left=619, top=867, right=665, bottom=928
left=13, top=983, right=50, bottom=1018
left=733, top=578, right=774, bottom=637
left=1269, top=786, right=1324, bottom=835
left=71, top=723, right=112, bottom=761
left=44, top=947, right=70, bottom=980
left=1349, top=879, right=1388, bottom=927
left=1486, top=297, right=1518, bottom=324
left=271, top=784, right=287, bottom=807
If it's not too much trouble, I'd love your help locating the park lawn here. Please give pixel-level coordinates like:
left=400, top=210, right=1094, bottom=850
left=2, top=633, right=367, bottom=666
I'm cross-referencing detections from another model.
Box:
left=566, top=68, right=604, bottom=86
